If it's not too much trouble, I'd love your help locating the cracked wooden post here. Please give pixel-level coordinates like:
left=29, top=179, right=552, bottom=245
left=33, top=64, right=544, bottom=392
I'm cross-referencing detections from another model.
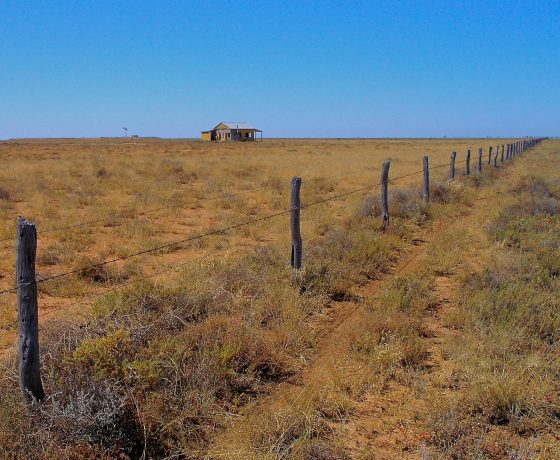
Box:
left=290, top=177, right=303, bottom=269
left=381, top=161, right=390, bottom=230
left=17, top=217, right=44, bottom=403
left=494, top=146, right=499, bottom=167
left=488, top=146, right=492, bottom=165
left=449, top=151, right=457, bottom=180
left=477, top=147, right=483, bottom=174
left=422, top=155, right=430, bottom=203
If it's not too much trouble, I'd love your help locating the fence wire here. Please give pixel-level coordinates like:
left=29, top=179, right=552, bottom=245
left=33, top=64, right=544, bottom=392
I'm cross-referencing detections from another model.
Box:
left=0, top=140, right=540, bottom=297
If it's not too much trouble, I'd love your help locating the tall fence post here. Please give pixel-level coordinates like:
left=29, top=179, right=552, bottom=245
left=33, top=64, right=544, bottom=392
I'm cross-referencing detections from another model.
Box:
left=477, top=147, right=483, bottom=174
left=290, top=177, right=302, bottom=269
left=488, top=146, right=492, bottom=165
left=17, top=217, right=44, bottom=403
left=450, top=151, right=456, bottom=180
left=501, top=144, right=504, bottom=163
left=422, top=155, right=430, bottom=203
left=494, top=146, right=498, bottom=167
left=381, top=161, right=390, bottom=230
left=466, top=149, right=471, bottom=175
left=506, top=144, right=510, bottom=160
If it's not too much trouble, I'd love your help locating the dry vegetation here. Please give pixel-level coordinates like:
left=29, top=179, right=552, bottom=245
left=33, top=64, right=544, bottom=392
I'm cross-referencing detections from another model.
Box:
left=0, top=137, right=557, bottom=459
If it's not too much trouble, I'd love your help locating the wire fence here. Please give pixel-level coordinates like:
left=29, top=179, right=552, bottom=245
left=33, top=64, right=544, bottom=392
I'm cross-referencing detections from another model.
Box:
left=4, top=138, right=547, bottom=404
left=0, top=139, right=544, bottom=314
left=0, top=158, right=457, bottom=247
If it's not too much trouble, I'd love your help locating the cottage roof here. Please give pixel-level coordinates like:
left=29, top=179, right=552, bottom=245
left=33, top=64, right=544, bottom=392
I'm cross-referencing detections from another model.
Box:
left=213, top=122, right=261, bottom=131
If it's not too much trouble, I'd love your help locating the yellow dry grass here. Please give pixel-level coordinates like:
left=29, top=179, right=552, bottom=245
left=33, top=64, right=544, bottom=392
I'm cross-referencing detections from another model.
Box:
left=0, top=137, right=513, bottom=321
left=1, top=137, right=544, bottom=459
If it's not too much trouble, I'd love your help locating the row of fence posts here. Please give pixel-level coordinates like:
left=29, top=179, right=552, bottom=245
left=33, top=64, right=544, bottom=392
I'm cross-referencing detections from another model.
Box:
left=14, top=138, right=544, bottom=403
left=290, top=138, right=544, bottom=269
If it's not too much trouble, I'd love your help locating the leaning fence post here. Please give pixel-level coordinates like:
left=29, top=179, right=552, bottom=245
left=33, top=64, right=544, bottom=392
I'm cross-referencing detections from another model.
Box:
left=466, top=149, right=471, bottom=175
left=488, top=146, right=492, bottom=165
left=381, top=161, right=390, bottom=230
left=450, top=151, right=456, bottom=180
left=290, top=177, right=303, bottom=269
left=477, top=148, right=483, bottom=174
left=422, top=155, right=430, bottom=203
left=501, top=144, right=504, bottom=163
left=17, top=217, right=44, bottom=403
left=494, top=146, right=498, bottom=167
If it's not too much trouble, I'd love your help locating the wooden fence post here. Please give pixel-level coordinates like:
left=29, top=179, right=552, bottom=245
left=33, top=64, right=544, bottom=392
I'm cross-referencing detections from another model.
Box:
left=477, top=147, right=483, bottom=174
left=422, top=155, right=430, bottom=203
left=450, top=151, right=456, bottom=180
left=488, top=146, right=492, bottom=165
left=506, top=144, right=510, bottom=160
left=290, top=177, right=302, bottom=269
left=494, top=146, right=498, bottom=167
left=381, top=161, right=390, bottom=230
left=501, top=144, right=504, bottom=163
left=17, top=217, right=44, bottom=403
left=466, top=149, right=471, bottom=175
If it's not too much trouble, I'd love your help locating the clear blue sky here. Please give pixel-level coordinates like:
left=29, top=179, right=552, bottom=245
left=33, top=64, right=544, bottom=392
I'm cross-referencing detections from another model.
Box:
left=1, top=0, right=558, bottom=138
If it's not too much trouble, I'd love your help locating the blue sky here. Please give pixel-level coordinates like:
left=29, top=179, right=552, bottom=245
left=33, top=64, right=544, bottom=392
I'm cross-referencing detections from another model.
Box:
left=0, top=0, right=558, bottom=138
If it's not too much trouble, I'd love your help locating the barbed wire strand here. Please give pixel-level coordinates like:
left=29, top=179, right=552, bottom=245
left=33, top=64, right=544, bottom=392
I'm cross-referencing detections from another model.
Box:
left=0, top=154, right=489, bottom=247
left=34, top=245, right=238, bottom=320
left=0, top=167, right=430, bottom=295
left=0, top=186, right=271, bottom=244
left=0, top=143, right=538, bottom=296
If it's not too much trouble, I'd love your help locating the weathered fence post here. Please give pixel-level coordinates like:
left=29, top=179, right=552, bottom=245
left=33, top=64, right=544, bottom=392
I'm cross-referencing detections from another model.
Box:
left=17, top=217, right=44, bottom=403
left=381, top=161, right=390, bottom=230
left=494, top=146, right=498, bottom=167
left=290, top=177, right=302, bottom=269
left=477, top=147, right=483, bottom=174
left=501, top=144, right=505, bottom=163
left=466, top=149, right=471, bottom=175
left=450, top=151, right=457, bottom=180
left=422, top=155, right=430, bottom=203
left=488, top=146, right=492, bottom=165
left=506, top=144, right=510, bottom=160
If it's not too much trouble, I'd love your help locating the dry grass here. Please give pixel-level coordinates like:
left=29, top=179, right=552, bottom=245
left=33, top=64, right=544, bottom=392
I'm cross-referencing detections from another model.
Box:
left=0, top=137, right=541, bottom=458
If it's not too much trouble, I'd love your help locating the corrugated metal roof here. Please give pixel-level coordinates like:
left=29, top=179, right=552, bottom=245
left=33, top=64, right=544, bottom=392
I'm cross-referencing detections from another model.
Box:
left=214, top=122, right=261, bottom=131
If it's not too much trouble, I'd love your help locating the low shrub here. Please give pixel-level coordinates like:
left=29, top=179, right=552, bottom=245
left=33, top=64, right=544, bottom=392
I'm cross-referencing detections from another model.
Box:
left=0, top=186, right=9, bottom=200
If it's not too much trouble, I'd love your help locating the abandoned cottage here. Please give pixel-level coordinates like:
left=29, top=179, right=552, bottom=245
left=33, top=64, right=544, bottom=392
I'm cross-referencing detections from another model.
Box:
left=201, top=122, right=262, bottom=142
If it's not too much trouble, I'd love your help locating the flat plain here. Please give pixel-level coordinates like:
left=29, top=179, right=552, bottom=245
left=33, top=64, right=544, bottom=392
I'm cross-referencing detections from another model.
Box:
left=1, top=138, right=558, bottom=459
